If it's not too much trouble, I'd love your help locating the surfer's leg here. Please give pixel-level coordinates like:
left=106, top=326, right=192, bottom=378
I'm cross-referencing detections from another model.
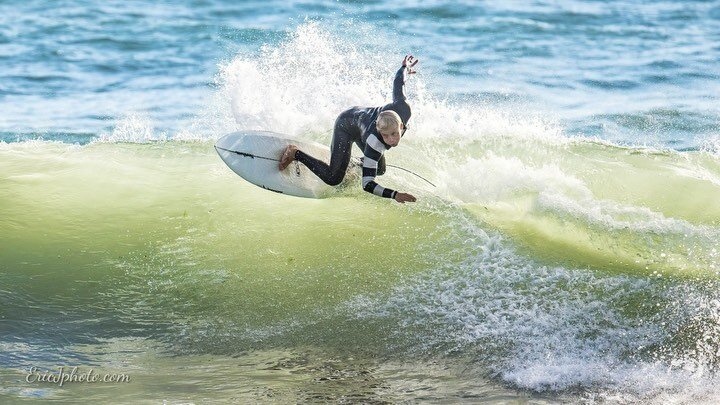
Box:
left=294, top=124, right=353, bottom=186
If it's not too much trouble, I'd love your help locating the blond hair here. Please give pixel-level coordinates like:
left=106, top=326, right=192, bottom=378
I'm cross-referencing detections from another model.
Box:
left=376, top=110, right=402, bottom=133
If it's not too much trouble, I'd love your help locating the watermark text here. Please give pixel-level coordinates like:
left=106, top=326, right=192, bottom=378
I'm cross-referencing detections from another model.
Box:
left=25, top=366, right=130, bottom=386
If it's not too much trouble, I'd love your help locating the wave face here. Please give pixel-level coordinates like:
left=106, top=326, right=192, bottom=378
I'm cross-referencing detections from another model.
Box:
left=2, top=4, right=720, bottom=403
left=2, top=138, right=720, bottom=401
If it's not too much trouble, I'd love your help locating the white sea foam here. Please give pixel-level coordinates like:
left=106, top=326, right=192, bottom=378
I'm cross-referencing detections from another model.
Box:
left=343, top=213, right=720, bottom=402
left=437, top=152, right=716, bottom=238
left=99, top=113, right=167, bottom=143
left=204, top=22, right=565, bottom=149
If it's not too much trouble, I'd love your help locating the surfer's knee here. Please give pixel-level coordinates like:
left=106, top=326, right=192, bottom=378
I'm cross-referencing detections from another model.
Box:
left=326, top=173, right=345, bottom=186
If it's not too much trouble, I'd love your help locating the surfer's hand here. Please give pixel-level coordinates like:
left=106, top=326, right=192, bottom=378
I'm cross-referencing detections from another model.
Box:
left=402, top=55, right=418, bottom=74
left=394, top=192, right=416, bottom=203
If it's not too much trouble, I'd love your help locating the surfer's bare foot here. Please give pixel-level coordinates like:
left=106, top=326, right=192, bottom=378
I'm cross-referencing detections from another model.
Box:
left=279, top=145, right=298, bottom=171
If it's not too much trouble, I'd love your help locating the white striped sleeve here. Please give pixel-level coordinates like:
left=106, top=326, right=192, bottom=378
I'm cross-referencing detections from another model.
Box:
left=361, top=134, right=397, bottom=199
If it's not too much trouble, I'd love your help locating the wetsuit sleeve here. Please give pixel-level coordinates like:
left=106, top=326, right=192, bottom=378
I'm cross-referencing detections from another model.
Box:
left=392, top=65, right=407, bottom=103
left=362, top=134, right=398, bottom=199
left=377, top=154, right=386, bottom=176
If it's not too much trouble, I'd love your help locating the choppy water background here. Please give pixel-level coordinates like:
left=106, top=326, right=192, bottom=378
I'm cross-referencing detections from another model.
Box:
left=2, top=1, right=720, bottom=403
left=2, top=0, right=720, bottom=148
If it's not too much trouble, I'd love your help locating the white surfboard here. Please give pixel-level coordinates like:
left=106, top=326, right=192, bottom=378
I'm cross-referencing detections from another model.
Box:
left=214, top=131, right=360, bottom=198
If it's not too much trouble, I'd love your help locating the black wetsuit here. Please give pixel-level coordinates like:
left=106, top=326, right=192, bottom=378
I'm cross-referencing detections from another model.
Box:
left=295, top=65, right=411, bottom=199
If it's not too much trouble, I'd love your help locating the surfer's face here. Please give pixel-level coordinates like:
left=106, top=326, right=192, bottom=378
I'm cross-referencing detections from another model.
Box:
left=380, top=124, right=403, bottom=147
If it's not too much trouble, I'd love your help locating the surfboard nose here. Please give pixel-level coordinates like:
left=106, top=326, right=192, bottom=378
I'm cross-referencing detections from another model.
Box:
left=214, top=132, right=240, bottom=151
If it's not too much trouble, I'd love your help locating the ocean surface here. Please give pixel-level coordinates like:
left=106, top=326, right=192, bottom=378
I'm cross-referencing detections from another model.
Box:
left=2, top=0, right=720, bottom=403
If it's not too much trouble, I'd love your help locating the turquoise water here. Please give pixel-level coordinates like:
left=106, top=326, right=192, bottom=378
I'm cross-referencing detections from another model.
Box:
left=2, top=1, right=720, bottom=403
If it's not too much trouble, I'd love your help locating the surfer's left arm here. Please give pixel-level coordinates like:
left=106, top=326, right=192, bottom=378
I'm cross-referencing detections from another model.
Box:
left=393, top=55, right=418, bottom=103
left=362, top=134, right=416, bottom=203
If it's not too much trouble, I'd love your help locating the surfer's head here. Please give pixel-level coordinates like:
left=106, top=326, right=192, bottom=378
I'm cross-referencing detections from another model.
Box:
left=377, top=110, right=403, bottom=147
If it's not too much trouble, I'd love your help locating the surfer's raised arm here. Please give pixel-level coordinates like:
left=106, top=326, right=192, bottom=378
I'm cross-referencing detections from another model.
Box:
left=393, top=54, right=418, bottom=103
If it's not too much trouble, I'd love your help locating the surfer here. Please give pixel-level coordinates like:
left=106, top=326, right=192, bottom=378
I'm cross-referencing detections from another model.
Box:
left=279, top=55, right=419, bottom=203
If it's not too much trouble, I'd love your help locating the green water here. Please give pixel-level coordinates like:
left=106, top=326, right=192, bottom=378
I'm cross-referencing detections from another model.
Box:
left=2, top=139, right=720, bottom=402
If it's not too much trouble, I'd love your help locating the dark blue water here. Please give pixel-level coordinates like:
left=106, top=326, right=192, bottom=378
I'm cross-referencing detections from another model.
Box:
left=2, top=0, right=719, bottom=148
